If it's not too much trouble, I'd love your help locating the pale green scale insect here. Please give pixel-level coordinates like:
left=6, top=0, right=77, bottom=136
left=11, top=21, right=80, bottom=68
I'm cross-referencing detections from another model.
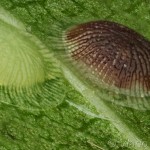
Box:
left=0, top=7, right=62, bottom=108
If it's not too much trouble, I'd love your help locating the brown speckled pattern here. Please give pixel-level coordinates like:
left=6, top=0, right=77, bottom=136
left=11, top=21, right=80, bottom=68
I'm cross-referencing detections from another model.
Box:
left=65, top=21, right=150, bottom=95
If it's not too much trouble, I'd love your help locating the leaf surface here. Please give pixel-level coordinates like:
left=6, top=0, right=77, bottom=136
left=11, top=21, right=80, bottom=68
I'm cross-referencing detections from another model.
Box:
left=0, top=0, right=150, bottom=150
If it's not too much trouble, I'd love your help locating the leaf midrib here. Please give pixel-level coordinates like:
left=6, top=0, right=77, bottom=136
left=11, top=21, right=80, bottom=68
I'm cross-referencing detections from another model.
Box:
left=61, top=62, right=149, bottom=150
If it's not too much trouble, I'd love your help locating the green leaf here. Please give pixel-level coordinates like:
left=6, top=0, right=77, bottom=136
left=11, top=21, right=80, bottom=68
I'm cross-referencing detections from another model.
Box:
left=0, top=0, right=150, bottom=150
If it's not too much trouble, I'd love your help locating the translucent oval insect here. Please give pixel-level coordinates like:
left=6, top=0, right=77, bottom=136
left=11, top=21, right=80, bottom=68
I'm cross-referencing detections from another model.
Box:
left=57, top=20, right=150, bottom=110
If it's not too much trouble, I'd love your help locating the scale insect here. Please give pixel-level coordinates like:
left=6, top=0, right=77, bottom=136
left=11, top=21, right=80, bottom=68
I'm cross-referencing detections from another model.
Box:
left=57, top=20, right=150, bottom=110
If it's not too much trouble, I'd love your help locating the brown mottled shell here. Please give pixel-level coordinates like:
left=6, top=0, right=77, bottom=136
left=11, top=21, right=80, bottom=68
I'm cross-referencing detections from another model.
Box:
left=62, top=20, right=150, bottom=109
